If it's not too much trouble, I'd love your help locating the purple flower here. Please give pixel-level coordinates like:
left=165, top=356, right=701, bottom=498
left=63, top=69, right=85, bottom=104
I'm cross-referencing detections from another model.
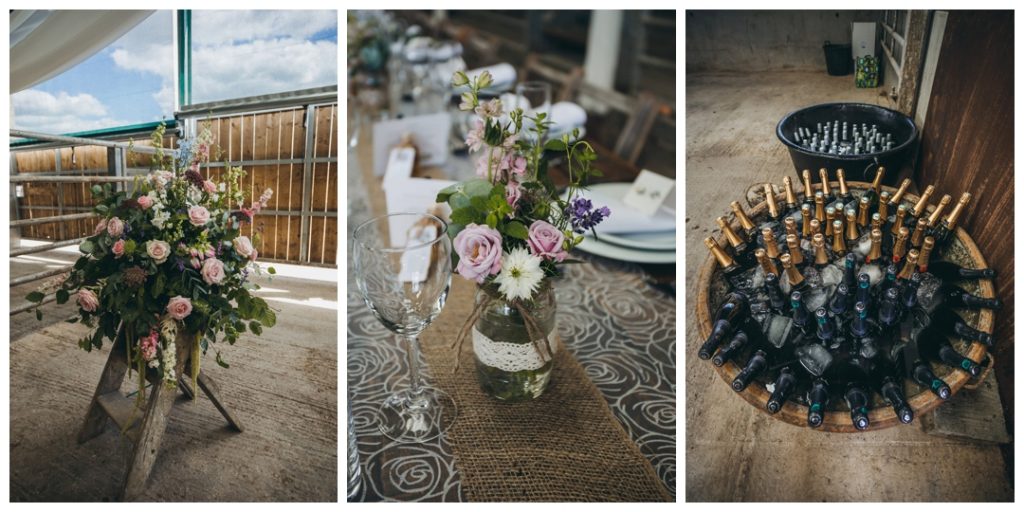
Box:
left=567, top=197, right=611, bottom=234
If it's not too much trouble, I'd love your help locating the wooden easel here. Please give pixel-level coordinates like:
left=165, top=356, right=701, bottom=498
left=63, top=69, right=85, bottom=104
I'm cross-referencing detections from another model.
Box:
left=77, top=329, right=244, bottom=501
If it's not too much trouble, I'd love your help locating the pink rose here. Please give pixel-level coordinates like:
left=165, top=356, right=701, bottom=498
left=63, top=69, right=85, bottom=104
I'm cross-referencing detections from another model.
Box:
left=166, top=296, right=193, bottom=320
left=137, top=195, right=153, bottom=209
left=112, top=239, right=126, bottom=258
left=146, top=240, right=171, bottom=264
left=107, top=217, right=124, bottom=237
left=453, top=224, right=502, bottom=283
left=201, top=257, right=226, bottom=285
left=188, top=205, right=210, bottom=226
left=93, top=218, right=107, bottom=235
left=527, top=220, right=568, bottom=262
left=77, top=288, right=99, bottom=312
left=233, top=236, right=255, bottom=259
left=506, top=180, right=521, bottom=208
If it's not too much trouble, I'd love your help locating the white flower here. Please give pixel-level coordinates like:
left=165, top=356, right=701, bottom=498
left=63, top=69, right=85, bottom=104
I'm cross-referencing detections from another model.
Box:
left=151, top=208, right=171, bottom=229
left=160, top=345, right=177, bottom=384
left=186, top=187, right=203, bottom=204
left=495, top=247, right=544, bottom=302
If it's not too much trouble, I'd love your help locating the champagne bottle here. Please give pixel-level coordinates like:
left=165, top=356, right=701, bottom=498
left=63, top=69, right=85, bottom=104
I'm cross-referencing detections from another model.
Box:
left=825, top=207, right=837, bottom=237
left=801, top=204, right=813, bottom=238
left=815, top=192, right=826, bottom=223
left=716, top=216, right=750, bottom=257
left=755, top=248, right=779, bottom=276
left=936, top=283, right=1003, bottom=310
left=929, top=308, right=994, bottom=347
left=801, top=169, right=815, bottom=206
left=889, top=178, right=911, bottom=206
left=783, top=176, right=799, bottom=214
left=784, top=217, right=799, bottom=239
left=890, top=204, right=908, bottom=236
left=857, top=196, right=870, bottom=228
left=845, top=209, right=860, bottom=242
left=917, top=327, right=983, bottom=377
left=762, top=228, right=781, bottom=259
left=861, top=166, right=885, bottom=209
left=842, top=253, right=857, bottom=290
left=829, top=283, right=851, bottom=316
left=832, top=220, right=846, bottom=256
left=730, top=200, right=758, bottom=238
left=910, top=184, right=936, bottom=219
left=712, top=330, right=747, bottom=367
left=901, top=272, right=922, bottom=309
left=764, top=183, right=782, bottom=221
left=892, top=226, right=909, bottom=264
left=895, top=336, right=952, bottom=400
left=815, top=307, right=835, bottom=344
left=699, top=292, right=750, bottom=359
left=897, top=249, right=919, bottom=280
left=780, top=253, right=807, bottom=292
left=766, top=366, right=797, bottom=414
left=791, top=291, right=811, bottom=331
left=806, top=378, right=829, bottom=428
left=785, top=234, right=805, bottom=266
left=837, top=356, right=872, bottom=430
left=879, top=264, right=899, bottom=295
left=878, top=287, right=901, bottom=330
left=910, top=218, right=928, bottom=248
left=866, top=228, right=883, bottom=264
left=934, top=193, right=971, bottom=249
left=819, top=168, right=834, bottom=203
left=849, top=301, right=870, bottom=338
left=870, top=212, right=883, bottom=233
left=764, top=272, right=786, bottom=312
left=878, top=192, right=890, bottom=221
left=926, top=194, right=952, bottom=228
left=870, top=356, right=914, bottom=424
left=855, top=273, right=871, bottom=309
left=917, top=237, right=934, bottom=273
left=732, top=349, right=768, bottom=391
left=836, top=168, right=853, bottom=204
left=924, top=260, right=995, bottom=280
left=705, top=237, right=744, bottom=278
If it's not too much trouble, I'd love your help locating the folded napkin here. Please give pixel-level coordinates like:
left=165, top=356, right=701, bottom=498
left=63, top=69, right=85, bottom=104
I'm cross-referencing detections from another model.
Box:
left=457, top=63, right=517, bottom=93
left=548, top=101, right=587, bottom=137
left=575, top=184, right=675, bottom=234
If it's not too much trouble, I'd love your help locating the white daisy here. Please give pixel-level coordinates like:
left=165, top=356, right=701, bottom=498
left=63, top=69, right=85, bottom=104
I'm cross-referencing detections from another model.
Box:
left=495, top=247, right=544, bottom=301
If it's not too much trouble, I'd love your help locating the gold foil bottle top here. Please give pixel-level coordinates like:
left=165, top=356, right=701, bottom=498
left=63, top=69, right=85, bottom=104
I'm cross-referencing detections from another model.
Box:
left=893, top=226, right=910, bottom=262
left=802, top=169, right=814, bottom=202
left=785, top=233, right=804, bottom=265
left=919, top=237, right=935, bottom=272
left=784, top=217, right=798, bottom=238
left=812, top=234, right=829, bottom=265
left=832, top=220, right=846, bottom=254
left=819, top=168, right=832, bottom=198
left=755, top=248, right=778, bottom=276
left=911, top=184, right=936, bottom=217
left=868, top=228, right=883, bottom=263
left=801, top=204, right=813, bottom=237
left=944, top=192, right=972, bottom=230
left=871, top=166, right=886, bottom=194
left=762, top=227, right=781, bottom=258
left=892, top=204, right=908, bottom=236
left=878, top=191, right=891, bottom=219
left=825, top=207, right=836, bottom=236
left=890, top=178, right=911, bottom=205
left=911, top=218, right=928, bottom=247
left=814, top=192, right=826, bottom=222
left=846, top=209, right=860, bottom=241
left=779, top=253, right=804, bottom=287
left=764, top=183, right=780, bottom=219
left=927, top=194, right=952, bottom=227
left=809, top=219, right=821, bottom=236
left=716, top=216, right=745, bottom=249
left=783, top=176, right=798, bottom=207
left=705, top=237, right=736, bottom=269
left=898, top=249, right=920, bottom=280
left=857, top=196, right=870, bottom=227
left=730, top=200, right=756, bottom=232
left=836, top=168, right=849, bottom=197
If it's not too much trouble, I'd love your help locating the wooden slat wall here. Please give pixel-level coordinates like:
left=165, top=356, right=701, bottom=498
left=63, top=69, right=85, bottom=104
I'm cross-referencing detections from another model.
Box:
left=916, top=11, right=1013, bottom=432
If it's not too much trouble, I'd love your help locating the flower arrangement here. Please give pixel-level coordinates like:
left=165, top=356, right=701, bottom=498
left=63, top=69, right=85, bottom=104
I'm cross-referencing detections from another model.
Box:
left=438, top=70, right=609, bottom=366
left=438, top=70, right=610, bottom=300
left=26, top=123, right=277, bottom=396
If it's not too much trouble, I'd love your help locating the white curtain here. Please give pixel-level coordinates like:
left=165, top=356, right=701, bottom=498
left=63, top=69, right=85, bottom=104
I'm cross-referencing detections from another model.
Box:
left=10, top=10, right=155, bottom=93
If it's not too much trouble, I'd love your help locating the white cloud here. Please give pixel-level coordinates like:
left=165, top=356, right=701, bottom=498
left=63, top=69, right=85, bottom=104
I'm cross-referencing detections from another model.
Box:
left=191, top=10, right=337, bottom=46
left=11, top=90, right=131, bottom=133
left=191, top=38, right=337, bottom=102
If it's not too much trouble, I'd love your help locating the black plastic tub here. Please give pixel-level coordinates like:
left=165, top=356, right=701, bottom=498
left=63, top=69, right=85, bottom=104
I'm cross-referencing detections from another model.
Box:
left=823, top=41, right=852, bottom=76
left=776, top=102, right=918, bottom=186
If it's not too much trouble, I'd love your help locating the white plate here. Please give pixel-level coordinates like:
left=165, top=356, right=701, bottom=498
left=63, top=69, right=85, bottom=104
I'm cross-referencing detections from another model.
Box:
left=568, top=182, right=676, bottom=234
left=573, top=235, right=676, bottom=264
left=597, top=230, right=676, bottom=251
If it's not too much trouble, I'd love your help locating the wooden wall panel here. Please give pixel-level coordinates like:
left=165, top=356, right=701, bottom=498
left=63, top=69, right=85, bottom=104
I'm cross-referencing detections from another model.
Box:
left=916, top=11, right=1014, bottom=432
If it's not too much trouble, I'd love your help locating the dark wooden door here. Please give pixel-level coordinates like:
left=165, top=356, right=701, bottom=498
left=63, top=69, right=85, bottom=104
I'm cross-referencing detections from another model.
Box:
left=916, top=11, right=1013, bottom=433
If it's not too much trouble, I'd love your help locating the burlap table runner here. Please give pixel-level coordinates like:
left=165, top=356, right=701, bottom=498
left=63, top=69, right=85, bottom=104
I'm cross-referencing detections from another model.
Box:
left=356, top=126, right=672, bottom=501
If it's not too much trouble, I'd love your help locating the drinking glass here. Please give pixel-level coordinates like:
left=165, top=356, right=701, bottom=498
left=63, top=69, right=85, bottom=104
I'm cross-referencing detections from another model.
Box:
left=515, top=81, right=552, bottom=141
left=353, top=213, right=455, bottom=443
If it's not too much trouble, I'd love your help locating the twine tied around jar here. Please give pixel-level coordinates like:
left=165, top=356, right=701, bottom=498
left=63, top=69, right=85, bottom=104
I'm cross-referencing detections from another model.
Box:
left=450, top=288, right=554, bottom=373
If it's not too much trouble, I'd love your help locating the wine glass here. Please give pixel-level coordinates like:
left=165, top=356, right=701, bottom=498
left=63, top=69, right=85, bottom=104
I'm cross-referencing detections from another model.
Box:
left=352, top=213, right=455, bottom=443
left=515, top=81, right=552, bottom=141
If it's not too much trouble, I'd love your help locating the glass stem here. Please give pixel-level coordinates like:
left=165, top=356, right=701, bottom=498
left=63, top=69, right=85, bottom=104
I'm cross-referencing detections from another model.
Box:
left=404, top=335, right=425, bottom=397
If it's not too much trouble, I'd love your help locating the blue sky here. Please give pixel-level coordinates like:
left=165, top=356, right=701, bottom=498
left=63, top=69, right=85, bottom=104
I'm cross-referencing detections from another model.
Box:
left=13, top=10, right=338, bottom=134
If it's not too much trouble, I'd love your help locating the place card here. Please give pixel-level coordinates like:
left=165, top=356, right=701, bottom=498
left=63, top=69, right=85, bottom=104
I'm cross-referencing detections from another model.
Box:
left=372, top=112, right=452, bottom=176
left=622, top=169, right=675, bottom=217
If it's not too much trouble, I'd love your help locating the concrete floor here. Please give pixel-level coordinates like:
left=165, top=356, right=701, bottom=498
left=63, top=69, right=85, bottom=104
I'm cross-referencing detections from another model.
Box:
left=9, top=246, right=338, bottom=501
left=684, top=71, right=1013, bottom=502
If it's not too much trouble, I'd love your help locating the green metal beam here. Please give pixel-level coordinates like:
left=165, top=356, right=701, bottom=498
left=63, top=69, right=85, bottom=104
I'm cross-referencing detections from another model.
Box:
left=177, top=10, right=192, bottom=108
left=10, top=120, right=178, bottom=148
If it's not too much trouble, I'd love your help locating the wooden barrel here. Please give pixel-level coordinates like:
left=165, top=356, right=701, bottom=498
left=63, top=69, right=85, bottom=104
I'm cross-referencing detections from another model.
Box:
left=695, top=181, right=996, bottom=432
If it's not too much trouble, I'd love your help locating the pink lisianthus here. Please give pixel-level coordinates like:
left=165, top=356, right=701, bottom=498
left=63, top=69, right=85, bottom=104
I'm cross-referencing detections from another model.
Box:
left=77, top=288, right=99, bottom=312
left=203, top=180, right=217, bottom=193
left=505, top=180, right=522, bottom=208
left=453, top=224, right=503, bottom=283
left=474, top=98, right=503, bottom=119
left=166, top=295, right=193, bottom=320
left=94, top=218, right=107, bottom=235
left=139, top=330, right=158, bottom=362
left=107, top=217, right=125, bottom=237
left=112, top=239, right=126, bottom=258
left=191, top=257, right=201, bottom=269
left=508, top=155, right=527, bottom=177
left=526, top=220, right=569, bottom=262
left=201, top=257, right=226, bottom=285
left=188, top=205, right=210, bottom=226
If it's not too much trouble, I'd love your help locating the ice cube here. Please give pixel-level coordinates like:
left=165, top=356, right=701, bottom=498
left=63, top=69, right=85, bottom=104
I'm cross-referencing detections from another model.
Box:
left=804, top=285, right=830, bottom=312
left=765, top=314, right=794, bottom=349
left=819, top=264, right=844, bottom=288
left=803, top=267, right=824, bottom=289
left=796, top=343, right=834, bottom=377
left=917, top=274, right=943, bottom=312
left=853, top=232, right=873, bottom=257
left=860, top=263, right=883, bottom=286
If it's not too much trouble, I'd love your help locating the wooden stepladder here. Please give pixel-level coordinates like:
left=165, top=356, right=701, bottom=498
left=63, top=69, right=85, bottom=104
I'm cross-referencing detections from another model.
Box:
left=77, top=329, right=244, bottom=500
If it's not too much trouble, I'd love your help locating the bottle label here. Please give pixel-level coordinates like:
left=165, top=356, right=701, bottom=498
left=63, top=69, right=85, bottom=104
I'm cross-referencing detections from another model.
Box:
left=472, top=327, right=558, bottom=372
